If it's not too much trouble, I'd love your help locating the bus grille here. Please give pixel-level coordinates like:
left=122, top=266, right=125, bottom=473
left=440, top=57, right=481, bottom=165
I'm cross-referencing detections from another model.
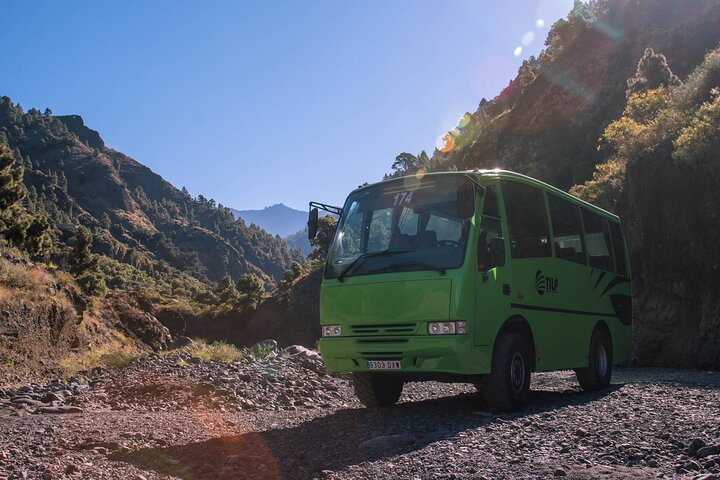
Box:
left=350, top=323, right=417, bottom=336
left=359, top=351, right=404, bottom=359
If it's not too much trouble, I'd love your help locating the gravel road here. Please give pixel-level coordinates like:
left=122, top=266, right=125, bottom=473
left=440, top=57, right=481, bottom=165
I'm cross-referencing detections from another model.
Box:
left=1, top=347, right=718, bottom=479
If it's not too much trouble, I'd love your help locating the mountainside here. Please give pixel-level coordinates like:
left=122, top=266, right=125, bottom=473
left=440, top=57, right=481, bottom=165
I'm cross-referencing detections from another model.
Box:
left=386, top=0, right=720, bottom=368
left=0, top=101, right=302, bottom=292
left=231, top=203, right=307, bottom=238
left=413, top=0, right=720, bottom=190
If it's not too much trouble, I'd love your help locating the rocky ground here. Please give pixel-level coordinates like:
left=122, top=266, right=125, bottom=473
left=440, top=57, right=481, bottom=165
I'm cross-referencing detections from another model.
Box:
left=0, top=346, right=718, bottom=480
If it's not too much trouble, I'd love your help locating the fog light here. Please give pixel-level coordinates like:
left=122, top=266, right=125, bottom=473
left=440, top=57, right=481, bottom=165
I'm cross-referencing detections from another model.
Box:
left=322, top=325, right=342, bottom=337
left=427, top=321, right=467, bottom=335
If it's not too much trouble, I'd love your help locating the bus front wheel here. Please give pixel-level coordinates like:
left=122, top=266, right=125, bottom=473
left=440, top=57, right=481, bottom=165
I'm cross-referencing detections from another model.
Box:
left=352, top=372, right=403, bottom=407
left=483, top=333, right=532, bottom=412
left=575, top=329, right=612, bottom=391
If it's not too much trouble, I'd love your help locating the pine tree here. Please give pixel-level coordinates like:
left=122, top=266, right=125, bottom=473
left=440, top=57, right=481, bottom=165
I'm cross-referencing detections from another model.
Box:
left=0, top=143, right=25, bottom=211
left=236, top=273, right=265, bottom=309
left=101, top=212, right=112, bottom=230
left=215, top=274, right=240, bottom=306
left=627, top=48, right=681, bottom=96
left=70, top=226, right=106, bottom=296
left=0, top=143, right=52, bottom=256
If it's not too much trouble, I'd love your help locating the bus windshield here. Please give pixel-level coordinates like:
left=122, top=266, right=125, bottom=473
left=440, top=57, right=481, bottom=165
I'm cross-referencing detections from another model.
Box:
left=326, top=175, right=472, bottom=280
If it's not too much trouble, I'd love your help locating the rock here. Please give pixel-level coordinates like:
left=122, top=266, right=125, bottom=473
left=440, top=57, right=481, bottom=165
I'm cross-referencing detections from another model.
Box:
left=10, top=397, right=43, bottom=407
left=697, top=445, right=720, bottom=458
left=40, top=392, right=63, bottom=403
left=169, top=336, right=193, bottom=349
left=554, top=468, right=567, bottom=477
left=689, top=439, right=708, bottom=456
left=33, top=406, right=84, bottom=414
left=64, top=464, right=79, bottom=475
left=684, top=460, right=702, bottom=471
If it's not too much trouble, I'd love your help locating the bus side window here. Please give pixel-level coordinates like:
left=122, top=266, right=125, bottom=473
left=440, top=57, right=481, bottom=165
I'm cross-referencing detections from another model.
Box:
left=502, top=181, right=551, bottom=259
left=609, top=221, right=628, bottom=276
left=482, top=185, right=499, bottom=217
left=582, top=210, right=614, bottom=272
left=478, top=217, right=504, bottom=270
left=548, top=194, right=587, bottom=265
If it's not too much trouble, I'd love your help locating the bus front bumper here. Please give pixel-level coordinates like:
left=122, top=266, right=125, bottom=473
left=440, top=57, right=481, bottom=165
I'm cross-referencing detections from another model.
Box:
left=318, top=335, right=491, bottom=375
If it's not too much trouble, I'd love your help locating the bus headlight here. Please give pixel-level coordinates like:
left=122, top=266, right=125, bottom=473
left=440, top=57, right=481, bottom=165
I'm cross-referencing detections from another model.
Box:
left=322, top=325, right=342, bottom=337
left=427, top=321, right=467, bottom=335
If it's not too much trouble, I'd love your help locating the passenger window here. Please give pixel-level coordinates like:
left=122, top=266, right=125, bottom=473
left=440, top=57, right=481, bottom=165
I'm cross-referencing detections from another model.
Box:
left=548, top=194, right=586, bottom=265
left=609, top=222, right=628, bottom=276
left=477, top=217, right=504, bottom=270
left=582, top=210, right=614, bottom=272
left=482, top=185, right=500, bottom=218
left=502, top=181, right=551, bottom=259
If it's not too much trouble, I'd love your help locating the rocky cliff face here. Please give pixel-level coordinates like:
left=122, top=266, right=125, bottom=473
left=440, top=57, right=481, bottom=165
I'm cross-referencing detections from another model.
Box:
left=623, top=155, right=720, bottom=368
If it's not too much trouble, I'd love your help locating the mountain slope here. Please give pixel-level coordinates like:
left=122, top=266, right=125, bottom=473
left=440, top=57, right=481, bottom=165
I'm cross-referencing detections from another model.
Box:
left=231, top=203, right=307, bottom=238
left=0, top=99, right=303, bottom=290
left=392, top=0, right=720, bottom=191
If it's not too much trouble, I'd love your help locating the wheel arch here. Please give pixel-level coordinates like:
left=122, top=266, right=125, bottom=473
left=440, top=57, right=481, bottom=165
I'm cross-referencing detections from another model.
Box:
left=592, top=320, right=612, bottom=346
left=494, top=315, right=537, bottom=371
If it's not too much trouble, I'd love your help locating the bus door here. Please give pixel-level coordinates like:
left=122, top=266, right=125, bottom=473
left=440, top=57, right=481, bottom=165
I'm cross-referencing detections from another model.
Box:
left=474, top=184, right=511, bottom=346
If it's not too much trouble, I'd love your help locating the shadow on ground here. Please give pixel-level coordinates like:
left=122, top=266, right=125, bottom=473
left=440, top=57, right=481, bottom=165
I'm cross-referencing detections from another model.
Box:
left=111, top=385, right=622, bottom=479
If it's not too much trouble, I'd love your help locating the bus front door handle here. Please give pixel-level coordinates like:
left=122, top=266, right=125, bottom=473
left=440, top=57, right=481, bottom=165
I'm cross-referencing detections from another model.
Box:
left=502, top=284, right=511, bottom=295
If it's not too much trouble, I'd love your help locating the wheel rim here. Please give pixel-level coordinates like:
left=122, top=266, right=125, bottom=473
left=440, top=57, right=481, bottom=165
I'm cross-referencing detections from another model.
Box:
left=596, top=345, right=608, bottom=378
left=510, top=352, right=525, bottom=392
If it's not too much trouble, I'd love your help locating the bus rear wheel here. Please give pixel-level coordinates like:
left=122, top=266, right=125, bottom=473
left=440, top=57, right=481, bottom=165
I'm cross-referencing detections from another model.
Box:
left=575, top=329, right=612, bottom=391
left=483, top=333, right=531, bottom=412
left=352, top=372, right=403, bottom=407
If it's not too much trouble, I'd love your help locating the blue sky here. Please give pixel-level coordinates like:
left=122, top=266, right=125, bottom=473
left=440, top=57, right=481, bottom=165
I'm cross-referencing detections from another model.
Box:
left=1, top=0, right=573, bottom=211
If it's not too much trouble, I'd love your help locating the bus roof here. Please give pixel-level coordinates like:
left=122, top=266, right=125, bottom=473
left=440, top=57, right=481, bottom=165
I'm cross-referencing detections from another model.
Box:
left=352, top=169, right=620, bottom=222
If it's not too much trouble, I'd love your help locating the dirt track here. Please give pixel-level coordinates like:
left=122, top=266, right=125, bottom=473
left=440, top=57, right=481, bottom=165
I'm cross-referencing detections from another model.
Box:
left=1, top=352, right=718, bottom=479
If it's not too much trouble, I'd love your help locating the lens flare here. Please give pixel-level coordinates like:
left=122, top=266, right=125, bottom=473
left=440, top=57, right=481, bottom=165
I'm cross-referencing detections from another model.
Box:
left=536, top=18, right=545, bottom=28
left=415, top=167, right=427, bottom=179
left=521, top=31, right=535, bottom=46
left=513, top=46, right=522, bottom=57
left=435, top=133, right=455, bottom=153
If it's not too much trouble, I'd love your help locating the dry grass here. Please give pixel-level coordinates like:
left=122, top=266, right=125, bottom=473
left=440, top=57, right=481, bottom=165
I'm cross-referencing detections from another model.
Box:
left=0, top=260, right=38, bottom=290
left=184, top=339, right=243, bottom=363
left=60, top=347, right=147, bottom=377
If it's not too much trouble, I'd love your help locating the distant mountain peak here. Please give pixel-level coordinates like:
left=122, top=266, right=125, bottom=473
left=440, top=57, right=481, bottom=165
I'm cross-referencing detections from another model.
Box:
left=231, top=204, right=307, bottom=238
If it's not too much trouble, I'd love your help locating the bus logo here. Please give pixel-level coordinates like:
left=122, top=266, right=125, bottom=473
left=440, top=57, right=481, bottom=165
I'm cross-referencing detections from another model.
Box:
left=535, top=270, right=558, bottom=295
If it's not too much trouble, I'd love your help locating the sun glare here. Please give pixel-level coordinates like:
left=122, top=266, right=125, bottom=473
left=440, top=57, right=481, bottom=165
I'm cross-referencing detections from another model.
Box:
left=513, top=46, right=523, bottom=57
left=536, top=18, right=545, bottom=28
left=521, top=31, right=535, bottom=46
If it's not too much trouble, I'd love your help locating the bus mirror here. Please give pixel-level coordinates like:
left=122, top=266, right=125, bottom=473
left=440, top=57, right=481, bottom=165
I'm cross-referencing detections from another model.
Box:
left=456, top=183, right=475, bottom=219
left=308, top=208, right=319, bottom=240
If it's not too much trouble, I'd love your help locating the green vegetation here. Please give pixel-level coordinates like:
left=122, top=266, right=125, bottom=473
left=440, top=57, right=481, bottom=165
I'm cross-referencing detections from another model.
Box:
left=0, top=94, right=304, bottom=319
left=573, top=48, right=720, bottom=208
left=0, top=143, right=51, bottom=256
left=184, top=339, right=243, bottom=363
left=384, top=0, right=720, bottom=192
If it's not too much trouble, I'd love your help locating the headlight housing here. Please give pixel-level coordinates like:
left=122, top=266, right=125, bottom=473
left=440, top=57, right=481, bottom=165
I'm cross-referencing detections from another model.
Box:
left=322, top=325, right=342, bottom=337
left=427, top=321, right=467, bottom=335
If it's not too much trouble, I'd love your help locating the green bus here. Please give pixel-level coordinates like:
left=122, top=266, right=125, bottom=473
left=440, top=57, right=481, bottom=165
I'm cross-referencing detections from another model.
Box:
left=308, top=170, right=631, bottom=411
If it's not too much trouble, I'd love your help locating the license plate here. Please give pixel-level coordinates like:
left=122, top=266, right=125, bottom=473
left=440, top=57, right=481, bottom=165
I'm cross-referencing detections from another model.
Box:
left=366, top=360, right=401, bottom=370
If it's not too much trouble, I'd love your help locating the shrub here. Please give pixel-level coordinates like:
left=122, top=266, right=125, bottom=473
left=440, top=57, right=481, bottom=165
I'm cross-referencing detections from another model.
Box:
left=186, top=339, right=243, bottom=363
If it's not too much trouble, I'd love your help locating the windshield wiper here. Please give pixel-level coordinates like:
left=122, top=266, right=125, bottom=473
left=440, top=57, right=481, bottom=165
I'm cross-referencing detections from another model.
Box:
left=337, top=248, right=415, bottom=282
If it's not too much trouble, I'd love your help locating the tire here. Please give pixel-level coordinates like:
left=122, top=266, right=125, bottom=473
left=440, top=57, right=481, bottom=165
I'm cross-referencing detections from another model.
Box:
left=352, top=372, right=403, bottom=407
left=575, top=328, right=612, bottom=391
left=483, top=333, right=532, bottom=412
